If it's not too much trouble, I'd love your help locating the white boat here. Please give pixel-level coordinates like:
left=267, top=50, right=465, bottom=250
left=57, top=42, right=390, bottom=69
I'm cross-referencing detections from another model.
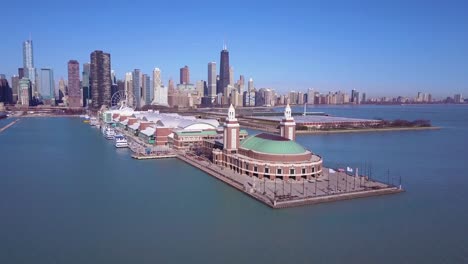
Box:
left=89, top=117, right=99, bottom=126
left=104, top=127, right=116, bottom=139
left=114, top=134, right=128, bottom=148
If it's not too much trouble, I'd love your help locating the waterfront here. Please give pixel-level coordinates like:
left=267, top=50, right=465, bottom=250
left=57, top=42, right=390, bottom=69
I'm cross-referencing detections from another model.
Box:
left=1, top=105, right=468, bottom=263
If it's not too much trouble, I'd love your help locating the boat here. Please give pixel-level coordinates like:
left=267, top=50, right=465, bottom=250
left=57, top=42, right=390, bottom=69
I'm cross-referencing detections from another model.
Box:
left=89, top=117, right=99, bottom=126
left=114, top=134, right=129, bottom=148
left=83, top=120, right=90, bottom=123
left=0, top=112, right=6, bottom=119
left=104, top=127, right=116, bottom=139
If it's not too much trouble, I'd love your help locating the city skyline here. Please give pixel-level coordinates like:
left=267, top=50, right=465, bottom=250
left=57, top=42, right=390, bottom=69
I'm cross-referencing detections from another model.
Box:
left=1, top=1, right=468, bottom=98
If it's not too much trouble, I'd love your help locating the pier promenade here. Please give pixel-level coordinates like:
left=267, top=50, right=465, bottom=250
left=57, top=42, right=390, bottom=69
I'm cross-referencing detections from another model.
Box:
left=177, top=151, right=403, bottom=209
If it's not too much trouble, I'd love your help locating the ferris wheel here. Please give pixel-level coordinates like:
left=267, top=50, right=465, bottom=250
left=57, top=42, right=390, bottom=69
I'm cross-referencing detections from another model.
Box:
left=111, top=90, right=137, bottom=110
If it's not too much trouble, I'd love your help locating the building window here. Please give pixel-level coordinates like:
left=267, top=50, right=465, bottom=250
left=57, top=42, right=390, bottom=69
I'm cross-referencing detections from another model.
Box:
left=254, top=166, right=258, bottom=172
left=302, top=168, right=306, bottom=174
left=277, top=168, right=282, bottom=175
left=290, top=168, right=295, bottom=175
left=312, top=167, right=315, bottom=172
left=246, top=163, right=249, bottom=170
left=264, top=167, right=269, bottom=173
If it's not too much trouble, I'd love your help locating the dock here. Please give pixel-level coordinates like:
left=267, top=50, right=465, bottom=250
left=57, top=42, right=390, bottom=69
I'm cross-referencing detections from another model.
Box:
left=131, top=153, right=177, bottom=160
left=177, top=152, right=403, bottom=209
left=0, top=119, right=20, bottom=133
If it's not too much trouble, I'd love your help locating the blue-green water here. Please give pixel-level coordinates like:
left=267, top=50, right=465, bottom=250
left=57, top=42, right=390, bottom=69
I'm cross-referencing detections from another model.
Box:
left=1, top=105, right=467, bottom=263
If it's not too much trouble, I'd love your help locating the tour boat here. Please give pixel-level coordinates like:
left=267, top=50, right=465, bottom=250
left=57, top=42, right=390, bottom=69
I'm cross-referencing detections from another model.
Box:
left=104, top=127, right=116, bottom=140
left=114, top=134, right=128, bottom=148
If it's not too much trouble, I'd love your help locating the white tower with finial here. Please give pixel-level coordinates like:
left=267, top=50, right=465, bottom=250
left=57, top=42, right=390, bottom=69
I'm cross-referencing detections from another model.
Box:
left=224, top=104, right=240, bottom=152
left=280, top=103, right=296, bottom=140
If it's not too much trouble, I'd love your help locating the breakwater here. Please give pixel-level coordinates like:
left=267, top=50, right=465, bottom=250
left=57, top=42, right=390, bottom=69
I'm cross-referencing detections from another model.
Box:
left=0, top=119, right=20, bottom=133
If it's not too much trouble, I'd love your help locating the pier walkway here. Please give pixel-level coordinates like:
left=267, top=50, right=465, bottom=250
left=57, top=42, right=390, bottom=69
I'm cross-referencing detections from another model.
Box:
left=177, top=151, right=403, bottom=209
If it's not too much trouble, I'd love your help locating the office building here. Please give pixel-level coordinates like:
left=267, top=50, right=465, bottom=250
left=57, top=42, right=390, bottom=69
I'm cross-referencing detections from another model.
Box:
left=132, top=69, right=142, bottom=108
left=208, top=62, right=217, bottom=99
left=82, top=63, right=91, bottom=107
left=180, top=65, right=190, bottom=84
left=67, top=60, right=81, bottom=107
left=90, top=50, right=111, bottom=108
left=40, top=68, right=55, bottom=101
left=217, top=45, right=230, bottom=95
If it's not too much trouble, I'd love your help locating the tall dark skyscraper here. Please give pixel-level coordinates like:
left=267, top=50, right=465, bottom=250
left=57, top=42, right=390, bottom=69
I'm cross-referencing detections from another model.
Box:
left=82, top=63, right=91, bottom=107
left=90, top=50, right=111, bottom=109
left=67, top=60, right=81, bottom=107
left=217, top=44, right=230, bottom=95
left=18, top=68, right=24, bottom=79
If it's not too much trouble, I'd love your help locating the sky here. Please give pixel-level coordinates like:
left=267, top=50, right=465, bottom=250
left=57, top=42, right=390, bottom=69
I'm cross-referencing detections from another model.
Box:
left=1, top=0, right=467, bottom=98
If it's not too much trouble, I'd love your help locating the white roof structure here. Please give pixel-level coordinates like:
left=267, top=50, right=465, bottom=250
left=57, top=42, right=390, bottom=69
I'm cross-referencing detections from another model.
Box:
left=140, top=126, right=156, bottom=137
left=129, top=122, right=140, bottom=130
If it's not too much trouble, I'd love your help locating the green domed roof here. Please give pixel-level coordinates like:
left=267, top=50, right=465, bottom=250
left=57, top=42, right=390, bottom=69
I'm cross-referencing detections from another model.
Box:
left=240, top=133, right=307, bottom=155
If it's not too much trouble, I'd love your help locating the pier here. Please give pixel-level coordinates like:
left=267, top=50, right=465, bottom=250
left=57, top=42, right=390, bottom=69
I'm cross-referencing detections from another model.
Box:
left=132, top=153, right=177, bottom=160
left=0, top=119, right=20, bottom=133
left=177, top=151, right=403, bottom=209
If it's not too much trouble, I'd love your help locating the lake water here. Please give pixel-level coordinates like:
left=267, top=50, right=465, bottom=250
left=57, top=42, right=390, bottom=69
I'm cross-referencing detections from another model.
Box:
left=1, top=105, right=467, bottom=263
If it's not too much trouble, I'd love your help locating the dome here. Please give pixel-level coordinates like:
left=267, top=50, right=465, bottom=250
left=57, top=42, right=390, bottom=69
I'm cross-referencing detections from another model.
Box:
left=240, top=133, right=308, bottom=155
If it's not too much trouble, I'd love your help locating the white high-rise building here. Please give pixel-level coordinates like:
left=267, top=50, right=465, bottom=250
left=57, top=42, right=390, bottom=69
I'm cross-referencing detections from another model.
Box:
left=151, top=68, right=168, bottom=106
left=248, top=78, right=254, bottom=91
left=23, top=39, right=37, bottom=96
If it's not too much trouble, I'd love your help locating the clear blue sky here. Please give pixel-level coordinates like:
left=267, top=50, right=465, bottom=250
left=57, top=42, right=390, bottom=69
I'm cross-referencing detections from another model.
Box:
left=1, top=0, right=467, bottom=98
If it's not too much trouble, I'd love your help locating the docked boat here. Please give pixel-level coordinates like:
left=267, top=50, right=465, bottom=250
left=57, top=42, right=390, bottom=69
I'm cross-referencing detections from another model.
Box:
left=104, top=127, right=116, bottom=139
left=114, top=134, right=129, bottom=148
left=89, top=117, right=99, bottom=126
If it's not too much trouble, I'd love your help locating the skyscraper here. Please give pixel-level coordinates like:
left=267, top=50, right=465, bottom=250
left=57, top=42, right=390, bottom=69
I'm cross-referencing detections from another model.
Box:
left=132, top=69, right=142, bottom=109
left=142, top=74, right=151, bottom=106
left=208, top=62, right=217, bottom=99
left=82, top=63, right=91, bottom=106
left=19, top=78, right=31, bottom=106
left=229, top=66, right=234, bottom=86
left=23, top=40, right=36, bottom=96
left=180, top=66, right=190, bottom=84
left=0, top=77, right=12, bottom=104
left=248, top=78, right=254, bottom=91
left=11, top=75, right=19, bottom=103
left=58, top=78, right=66, bottom=100
left=218, top=45, right=230, bottom=95
left=18, top=68, right=24, bottom=79
left=168, top=78, right=175, bottom=95
left=67, top=60, right=81, bottom=107
left=90, top=50, right=111, bottom=109
left=40, top=68, right=55, bottom=101
left=152, top=68, right=168, bottom=106
left=238, top=75, right=245, bottom=94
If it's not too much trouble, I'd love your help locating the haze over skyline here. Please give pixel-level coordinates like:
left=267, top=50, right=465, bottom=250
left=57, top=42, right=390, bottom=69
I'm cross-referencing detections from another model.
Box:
left=1, top=0, right=467, bottom=98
